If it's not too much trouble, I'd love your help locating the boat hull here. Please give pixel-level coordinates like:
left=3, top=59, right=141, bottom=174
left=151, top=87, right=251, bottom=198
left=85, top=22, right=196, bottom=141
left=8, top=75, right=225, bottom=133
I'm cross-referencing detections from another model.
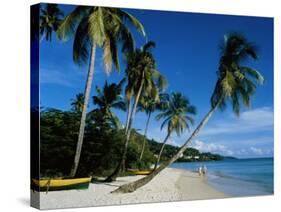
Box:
left=127, top=169, right=152, bottom=175
left=31, top=177, right=91, bottom=192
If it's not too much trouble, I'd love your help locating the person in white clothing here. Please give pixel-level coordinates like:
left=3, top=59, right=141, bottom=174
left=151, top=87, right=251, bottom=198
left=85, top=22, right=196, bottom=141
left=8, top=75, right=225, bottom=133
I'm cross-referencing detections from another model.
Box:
left=198, top=166, right=202, bottom=176
left=202, top=165, right=207, bottom=175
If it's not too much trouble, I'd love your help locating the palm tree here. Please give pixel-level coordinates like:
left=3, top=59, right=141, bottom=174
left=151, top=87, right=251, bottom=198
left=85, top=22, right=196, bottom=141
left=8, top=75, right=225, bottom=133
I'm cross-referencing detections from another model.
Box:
left=71, top=93, right=84, bottom=113
left=112, top=33, right=264, bottom=193
left=40, top=4, right=64, bottom=42
left=137, top=93, right=169, bottom=161
left=92, top=79, right=126, bottom=129
left=154, top=92, right=196, bottom=169
left=57, top=6, right=145, bottom=177
left=137, top=95, right=158, bottom=161
left=105, top=41, right=167, bottom=181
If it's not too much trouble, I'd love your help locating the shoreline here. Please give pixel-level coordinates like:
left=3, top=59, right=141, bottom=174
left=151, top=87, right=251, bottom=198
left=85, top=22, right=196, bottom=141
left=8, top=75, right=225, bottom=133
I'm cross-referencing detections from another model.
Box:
left=35, top=168, right=228, bottom=209
left=174, top=168, right=227, bottom=200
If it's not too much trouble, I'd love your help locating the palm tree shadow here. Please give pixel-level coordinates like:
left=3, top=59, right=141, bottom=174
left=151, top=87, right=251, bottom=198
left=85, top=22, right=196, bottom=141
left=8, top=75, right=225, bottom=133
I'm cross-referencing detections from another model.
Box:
left=92, top=179, right=122, bottom=188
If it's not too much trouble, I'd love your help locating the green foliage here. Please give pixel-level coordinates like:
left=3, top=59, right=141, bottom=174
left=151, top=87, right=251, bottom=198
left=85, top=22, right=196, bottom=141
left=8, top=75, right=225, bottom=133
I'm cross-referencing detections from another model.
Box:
left=40, top=4, right=64, bottom=41
left=40, top=109, right=155, bottom=178
left=40, top=109, right=80, bottom=177
left=91, top=79, right=126, bottom=129
left=148, top=139, right=224, bottom=162
left=71, top=93, right=84, bottom=113
left=125, top=41, right=167, bottom=101
left=57, top=6, right=145, bottom=72
left=156, top=92, right=197, bottom=135
left=211, top=33, right=264, bottom=115
left=126, top=130, right=155, bottom=169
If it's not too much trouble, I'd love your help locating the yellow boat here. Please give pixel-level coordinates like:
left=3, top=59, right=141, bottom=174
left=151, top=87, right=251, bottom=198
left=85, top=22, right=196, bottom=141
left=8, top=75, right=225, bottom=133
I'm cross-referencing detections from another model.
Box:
left=127, top=169, right=152, bottom=175
left=31, top=177, right=91, bottom=192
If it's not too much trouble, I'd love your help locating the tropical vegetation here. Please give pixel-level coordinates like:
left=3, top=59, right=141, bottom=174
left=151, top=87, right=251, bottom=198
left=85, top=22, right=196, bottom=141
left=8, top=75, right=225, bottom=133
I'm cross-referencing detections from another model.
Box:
left=113, top=33, right=264, bottom=193
left=153, top=92, right=196, bottom=169
left=35, top=4, right=264, bottom=194
left=56, top=5, right=146, bottom=177
left=40, top=4, right=64, bottom=42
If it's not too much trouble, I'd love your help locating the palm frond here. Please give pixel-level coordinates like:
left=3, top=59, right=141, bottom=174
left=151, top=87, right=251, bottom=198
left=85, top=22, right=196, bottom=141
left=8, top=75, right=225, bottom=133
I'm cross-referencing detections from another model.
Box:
left=102, top=36, right=113, bottom=74
left=241, top=66, right=264, bottom=85
left=73, top=18, right=90, bottom=65
left=143, top=41, right=155, bottom=52
left=119, top=10, right=146, bottom=37
left=88, top=7, right=105, bottom=46
left=109, top=35, right=120, bottom=71
left=57, top=6, right=87, bottom=41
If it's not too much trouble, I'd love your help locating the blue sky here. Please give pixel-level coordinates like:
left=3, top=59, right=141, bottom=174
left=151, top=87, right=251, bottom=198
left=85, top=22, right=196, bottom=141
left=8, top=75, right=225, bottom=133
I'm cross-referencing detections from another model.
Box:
left=39, top=4, right=274, bottom=158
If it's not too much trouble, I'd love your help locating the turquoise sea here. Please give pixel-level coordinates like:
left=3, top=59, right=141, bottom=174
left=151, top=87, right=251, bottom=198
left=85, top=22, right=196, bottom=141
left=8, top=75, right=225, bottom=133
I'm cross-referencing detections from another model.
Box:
left=171, top=158, right=273, bottom=196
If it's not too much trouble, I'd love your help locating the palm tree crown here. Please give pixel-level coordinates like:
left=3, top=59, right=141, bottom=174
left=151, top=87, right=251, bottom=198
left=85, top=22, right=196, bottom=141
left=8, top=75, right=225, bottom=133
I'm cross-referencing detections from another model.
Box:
left=211, top=33, right=264, bottom=115
left=138, top=95, right=159, bottom=115
left=71, top=93, right=85, bottom=113
left=156, top=92, right=196, bottom=135
left=125, top=41, right=167, bottom=101
left=57, top=6, right=145, bottom=71
left=92, top=79, right=126, bottom=129
left=40, top=4, right=64, bottom=41
left=93, top=79, right=126, bottom=112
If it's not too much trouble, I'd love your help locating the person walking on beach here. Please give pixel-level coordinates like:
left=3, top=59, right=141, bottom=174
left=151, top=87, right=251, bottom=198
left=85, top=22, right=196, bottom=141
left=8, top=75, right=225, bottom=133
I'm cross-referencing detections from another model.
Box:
left=202, top=165, right=207, bottom=175
left=198, top=166, right=202, bottom=176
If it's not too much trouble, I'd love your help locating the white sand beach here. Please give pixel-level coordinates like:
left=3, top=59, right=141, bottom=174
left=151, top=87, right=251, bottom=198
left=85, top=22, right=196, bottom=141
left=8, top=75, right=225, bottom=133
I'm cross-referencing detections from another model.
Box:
left=33, top=168, right=227, bottom=210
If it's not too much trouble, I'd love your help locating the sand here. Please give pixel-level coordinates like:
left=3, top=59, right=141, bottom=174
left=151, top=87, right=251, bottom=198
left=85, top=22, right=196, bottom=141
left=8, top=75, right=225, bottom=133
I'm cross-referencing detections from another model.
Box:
left=33, top=168, right=228, bottom=210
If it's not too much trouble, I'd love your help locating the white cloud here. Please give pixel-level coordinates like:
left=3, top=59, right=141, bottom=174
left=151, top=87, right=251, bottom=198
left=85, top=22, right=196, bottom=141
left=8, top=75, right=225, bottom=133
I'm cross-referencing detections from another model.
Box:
left=201, top=107, right=273, bottom=136
left=140, top=107, right=274, bottom=158
left=190, top=140, right=234, bottom=156
left=40, top=69, right=73, bottom=86
left=249, top=147, right=263, bottom=155
left=190, top=140, right=273, bottom=158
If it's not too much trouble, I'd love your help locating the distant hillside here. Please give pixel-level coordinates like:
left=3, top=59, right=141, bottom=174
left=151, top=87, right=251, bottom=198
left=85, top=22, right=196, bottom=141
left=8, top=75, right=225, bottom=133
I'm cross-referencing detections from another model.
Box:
left=148, top=138, right=226, bottom=162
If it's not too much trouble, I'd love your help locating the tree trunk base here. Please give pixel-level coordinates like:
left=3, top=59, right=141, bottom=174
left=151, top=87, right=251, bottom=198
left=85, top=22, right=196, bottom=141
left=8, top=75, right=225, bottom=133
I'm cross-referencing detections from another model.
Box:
left=112, top=169, right=159, bottom=193
left=104, top=161, right=123, bottom=182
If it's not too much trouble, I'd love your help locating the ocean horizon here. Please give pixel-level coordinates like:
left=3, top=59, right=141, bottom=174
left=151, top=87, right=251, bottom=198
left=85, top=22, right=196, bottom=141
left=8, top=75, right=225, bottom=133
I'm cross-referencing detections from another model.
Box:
left=171, top=157, right=273, bottom=196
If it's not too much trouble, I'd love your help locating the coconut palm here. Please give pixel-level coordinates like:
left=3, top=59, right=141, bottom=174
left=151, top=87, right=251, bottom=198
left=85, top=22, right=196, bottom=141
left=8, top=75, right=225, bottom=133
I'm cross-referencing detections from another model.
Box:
left=112, top=33, right=264, bottom=193
left=137, top=96, right=158, bottom=161
left=40, top=4, right=64, bottom=42
left=154, top=92, right=196, bottom=169
left=105, top=41, right=167, bottom=181
left=137, top=93, right=169, bottom=161
left=92, top=79, right=126, bottom=129
left=71, top=93, right=84, bottom=113
left=57, top=6, right=145, bottom=177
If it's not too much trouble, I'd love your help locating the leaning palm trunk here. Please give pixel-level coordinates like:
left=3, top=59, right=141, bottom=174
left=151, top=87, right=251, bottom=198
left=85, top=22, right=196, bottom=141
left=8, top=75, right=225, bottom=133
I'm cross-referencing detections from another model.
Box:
left=105, top=74, right=145, bottom=182
left=70, top=43, right=97, bottom=177
left=112, top=102, right=218, bottom=193
left=125, top=99, right=132, bottom=133
left=153, top=132, right=171, bottom=170
left=139, top=112, right=151, bottom=161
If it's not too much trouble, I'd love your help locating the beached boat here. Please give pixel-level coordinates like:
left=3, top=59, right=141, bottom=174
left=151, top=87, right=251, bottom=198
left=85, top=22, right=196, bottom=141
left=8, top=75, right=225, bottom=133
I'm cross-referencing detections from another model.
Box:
left=127, top=169, right=152, bottom=175
left=31, top=177, right=91, bottom=192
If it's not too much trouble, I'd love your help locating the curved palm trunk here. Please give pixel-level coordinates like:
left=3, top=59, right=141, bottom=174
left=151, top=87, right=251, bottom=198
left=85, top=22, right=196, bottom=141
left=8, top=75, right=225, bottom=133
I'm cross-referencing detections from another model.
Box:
left=105, top=73, right=145, bottom=182
left=112, top=103, right=218, bottom=193
left=70, top=43, right=97, bottom=177
left=153, top=132, right=171, bottom=170
left=125, top=99, right=132, bottom=133
left=139, top=112, right=151, bottom=161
